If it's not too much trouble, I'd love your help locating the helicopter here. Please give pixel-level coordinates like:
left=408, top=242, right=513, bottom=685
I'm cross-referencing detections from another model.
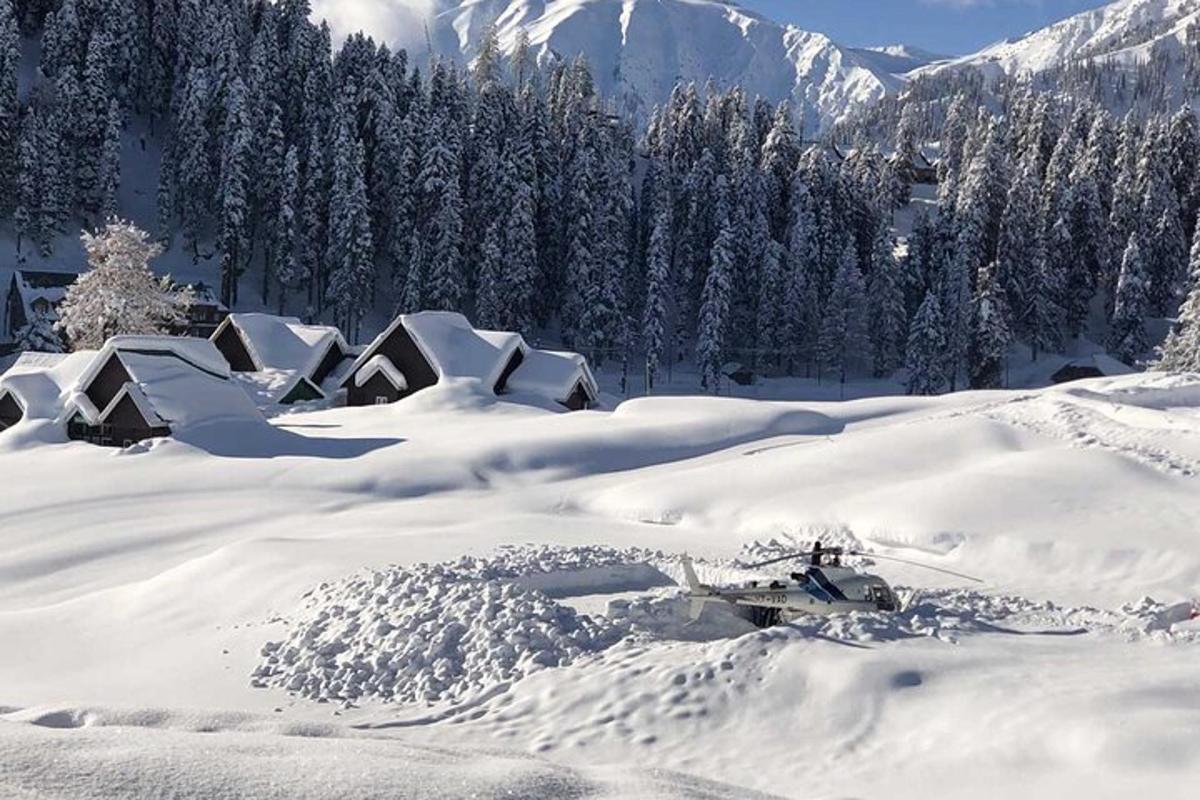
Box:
left=681, top=542, right=982, bottom=628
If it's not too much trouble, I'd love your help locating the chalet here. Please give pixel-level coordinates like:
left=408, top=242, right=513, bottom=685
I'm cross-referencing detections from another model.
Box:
left=0, top=338, right=263, bottom=447
left=0, top=351, right=108, bottom=436
left=175, top=282, right=229, bottom=339
left=506, top=348, right=600, bottom=411
left=340, top=312, right=599, bottom=411
left=4, top=270, right=76, bottom=340
left=63, top=337, right=264, bottom=447
left=211, top=314, right=356, bottom=407
left=1051, top=354, right=1135, bottom=385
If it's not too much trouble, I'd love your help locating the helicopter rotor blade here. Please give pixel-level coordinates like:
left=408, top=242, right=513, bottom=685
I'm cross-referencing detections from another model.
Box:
left=848, top=551, right=983, bottom=584
left=743, top=546, right=843, bottom=570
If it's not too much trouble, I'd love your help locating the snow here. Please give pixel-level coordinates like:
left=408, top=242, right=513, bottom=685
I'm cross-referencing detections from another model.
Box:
left=1, top=372, right=1200, bottom=797
left=0, top=337, right=265, bottom=442
left=919, top=0, right=1200, bottom=81
left=402, top=311, right=524, bottom=386
left=352, top=354, right=407, bottom=391
left=220, top=314, right=349, bottom=377
left=506, top=347, right=596, bottom=403
left=345, top=0, right=928, bottom=131
left=233, top=369, right=322, bottom=407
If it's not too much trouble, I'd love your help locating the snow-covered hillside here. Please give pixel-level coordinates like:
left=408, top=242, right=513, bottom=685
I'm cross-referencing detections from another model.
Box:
left=1, top=374, right=1199, bottom=797
left=376, top=0, right=938, bottom=130
left=918, top=0, right=1200, bottom=80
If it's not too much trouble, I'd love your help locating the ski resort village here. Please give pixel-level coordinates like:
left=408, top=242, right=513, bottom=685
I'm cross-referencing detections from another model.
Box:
left=3, top=1, right=1200, bottom=798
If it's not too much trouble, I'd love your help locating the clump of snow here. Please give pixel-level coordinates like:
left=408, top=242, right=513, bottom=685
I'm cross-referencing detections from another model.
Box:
left=252, top=547, right=665, bottom=706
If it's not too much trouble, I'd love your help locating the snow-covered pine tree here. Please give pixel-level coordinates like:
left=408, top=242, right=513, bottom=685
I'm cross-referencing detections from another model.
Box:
left=1109, top=233, right=1150, bottom=365
left=643, top=188, right=672, bottom=390
left=56, top=220, right=192, bottom=351
left=0, top=0, right=18, bottom=214
left=218, top=77, right=252, bottom=307
left=419, top=113, right=465, bottom=313
left=1137, top=145, right=1187, bottom=315
left=784, top=171, right=820, bottom=374
left=968, top=261, right=1013, bottom=389
left=818, top=239, right=869, bottom=390
left=474, top=221, right=505, bottom=330
left=1168, top=104, right=1199, bottom=240
left=500, top=140, right=540, bottom=334
left=1062, top=174, right=1107, bottom=339
left=97, top=99, right=122, bottom=221
left=755, top=239, right=787, bottom=368
left=1157, top=222, right=1200, bottom=372
left=866, top=222, right=906, bottom=377
left=14, top=311, right=63, bottom=353
left=906, top=290, right=947, bottom=396
left=78, top=28, right=114, bottom=215
left=759, top=101, right=800, bottom=241
left=696, top=178, right=735, bottom=393
left=327, top=139, right=375, bottom=339
left=14, top=107, right=40, bottom=252
left=997, top=150, right=1041, bottom=329
left=273, top=145, right=301, bottom=314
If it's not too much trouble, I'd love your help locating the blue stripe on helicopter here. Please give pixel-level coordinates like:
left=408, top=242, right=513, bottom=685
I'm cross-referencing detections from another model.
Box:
left=808, top=570, right=849, bottom=602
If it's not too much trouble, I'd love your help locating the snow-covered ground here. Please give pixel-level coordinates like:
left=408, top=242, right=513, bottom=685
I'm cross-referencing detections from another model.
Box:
left=1, top=374, right=1199, bottom=798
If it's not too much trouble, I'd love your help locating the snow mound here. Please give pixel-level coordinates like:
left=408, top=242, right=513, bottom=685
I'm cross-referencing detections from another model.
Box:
left=252, top=547, right=665, bottom=706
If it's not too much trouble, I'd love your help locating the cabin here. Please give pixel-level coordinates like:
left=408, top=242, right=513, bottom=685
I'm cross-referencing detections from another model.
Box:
left=506, top=348, right=600, bottom=411
left=0, top=352, right=91, bottom=433
left=1051, top=354, right=1135, bottom=385
left=0, top=338, right=263, bottom=447
left=61, top=337, right=263, bottom=447
left=4, top=270, right=76, bottom=341
left=340, top=312, right=599, bottom=411
left=211, top=314, right=356, bottom=407
left=174, top=282, right=229, bottom=339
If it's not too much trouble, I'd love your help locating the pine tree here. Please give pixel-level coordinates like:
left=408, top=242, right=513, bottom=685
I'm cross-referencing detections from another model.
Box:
left=97, top=99, right=122, bottom=220
left=819, top=239, right=869, bottom=389
left=968, top=261, right=1013, bottom=389
left=755, top=239, right=787, bottom=367
left=14, top=311, right=63, bottom=353
left=643, top=192, right=672, bottom=390
left=0, top=0, right=19, bottom=214
left=273, top=146, right=301, bottom=313
left=218, top=77, right=252, bottom=307
left=1157, top=223, right=1200, bottom=372
left=14, top=108, right=40, bottom=253
left=784, top=171, right=820, bottom=374
left=1109, top=234, right=1150, bottom=365
left=474, top=221, right=505, bottom=329
left=867, top=223, right=906, bottom=377
left=327, top=139, right=375, bottom=338
left=697, top=179, right=735, bottom=393
left=998, top=150, right=1042, bottom=330
left=56, top=220, right=192, bottom=351
left=419, top=113, right=464, bottom=312
left=906, top=291, right=947, bottom=396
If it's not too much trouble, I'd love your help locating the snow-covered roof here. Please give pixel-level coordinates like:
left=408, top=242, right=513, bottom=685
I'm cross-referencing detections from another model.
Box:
left=0, top=351, right=94, bottom=422
left=353, top=354, right=408, bottom=390
left=348, top=312, right=528, bottom=390
left=404, top=313, right=527, bottom=386
left=507, top=349, right=599, bottom=404
left=100, top=349, right=261, bottom=430
left=2, top=337, right=264, bottom=437
left=9, top=270, right=77, bottom=320
left=233, top=369, right=326, bottom=407
left=220, top=314, right=349, bottom=377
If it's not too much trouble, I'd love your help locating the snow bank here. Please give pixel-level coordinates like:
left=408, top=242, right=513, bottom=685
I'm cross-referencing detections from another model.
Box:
left=252, top=547, right=665, bottom=706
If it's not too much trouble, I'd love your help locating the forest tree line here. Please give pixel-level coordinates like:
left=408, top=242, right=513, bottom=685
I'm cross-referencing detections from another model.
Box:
left=2, top=0, right=1199, bottom=391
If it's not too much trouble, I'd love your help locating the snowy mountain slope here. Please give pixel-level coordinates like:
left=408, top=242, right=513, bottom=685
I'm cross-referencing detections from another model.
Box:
left=0, top=374, right=1199, bottom=797
left=917, top=0, right=1200, bottom=80
left=415, top=0, right=929, bottom=130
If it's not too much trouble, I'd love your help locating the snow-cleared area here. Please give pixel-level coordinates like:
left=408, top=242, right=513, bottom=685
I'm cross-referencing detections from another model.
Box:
left=1, top=373, right=1199, bottom=798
